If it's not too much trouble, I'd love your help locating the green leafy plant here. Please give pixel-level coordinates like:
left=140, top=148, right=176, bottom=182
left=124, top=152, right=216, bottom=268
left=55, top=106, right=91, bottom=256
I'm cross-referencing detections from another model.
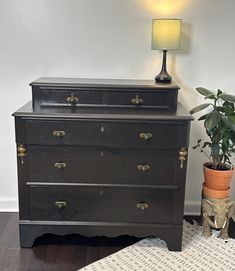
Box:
left=190, top=87, right=235, bottom=170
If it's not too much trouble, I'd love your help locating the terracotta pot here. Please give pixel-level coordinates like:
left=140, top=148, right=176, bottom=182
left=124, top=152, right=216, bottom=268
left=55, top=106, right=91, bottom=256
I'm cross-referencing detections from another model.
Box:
left=203, top=183, right=230, bottom=199
left=203, top=163, right=234, bottom=190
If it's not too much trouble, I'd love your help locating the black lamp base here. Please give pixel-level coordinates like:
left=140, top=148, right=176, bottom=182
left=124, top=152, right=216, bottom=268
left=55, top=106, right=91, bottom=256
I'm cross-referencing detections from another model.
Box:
left=155, top=50, right=172, bottom=83
left=155, top=71, right=172, bottom=83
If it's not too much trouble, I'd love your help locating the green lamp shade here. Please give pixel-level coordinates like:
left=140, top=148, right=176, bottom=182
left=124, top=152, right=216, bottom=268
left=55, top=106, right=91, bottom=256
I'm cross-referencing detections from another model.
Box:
left=152, top=19, right=182, bottom=50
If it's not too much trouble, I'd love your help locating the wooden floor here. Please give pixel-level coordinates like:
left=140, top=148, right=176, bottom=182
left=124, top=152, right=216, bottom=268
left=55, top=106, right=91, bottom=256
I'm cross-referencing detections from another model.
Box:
left=0, top=213, right=141, bottom=271
left=0, top=213, right=234, bottom=271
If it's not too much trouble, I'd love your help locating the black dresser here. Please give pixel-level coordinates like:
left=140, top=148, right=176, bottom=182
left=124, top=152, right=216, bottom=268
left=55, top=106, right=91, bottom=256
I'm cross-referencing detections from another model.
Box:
left=13, top=78, right=192, bottom=251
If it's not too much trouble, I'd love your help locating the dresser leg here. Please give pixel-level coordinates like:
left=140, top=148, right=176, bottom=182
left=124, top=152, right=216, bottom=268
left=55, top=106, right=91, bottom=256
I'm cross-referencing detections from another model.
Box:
left=19, top=224, right=39, bottom=248
left=165, top=239, right=182, bottom=251
left=163, top=226, right=183, bottom=251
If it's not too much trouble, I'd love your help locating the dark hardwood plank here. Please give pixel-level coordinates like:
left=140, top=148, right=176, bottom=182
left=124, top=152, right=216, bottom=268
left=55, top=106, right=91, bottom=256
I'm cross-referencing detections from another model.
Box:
left=0, top=213, right=18, bottom=248
left=0, top=213, right=138, bottom=270
left=0, top=213, right=11, bottom=234
left=0, top=246, right=5, bottom=268
left=85, top=238, right=101, bottom=267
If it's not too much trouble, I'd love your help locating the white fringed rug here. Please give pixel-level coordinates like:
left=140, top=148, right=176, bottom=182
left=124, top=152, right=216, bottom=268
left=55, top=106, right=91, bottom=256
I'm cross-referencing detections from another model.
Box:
left=79, top=221, right=235, bottom=271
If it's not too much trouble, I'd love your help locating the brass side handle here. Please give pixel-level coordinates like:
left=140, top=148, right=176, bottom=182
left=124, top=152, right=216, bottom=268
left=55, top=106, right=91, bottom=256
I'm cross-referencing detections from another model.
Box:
left=67, top=93, right=78, bottom=104
left=131, top=95, right=143, bottom=105
left=52, top=130, right=66, bottom=138
left=17, top=144, right=27, bottom=165
left=55, top=201, right=68, bottom=209
left=139, top=132, right=153, bottom=140
left=137, top=202, right=149, bottom=210
left=54, top=162, right=67, bottom=169
left=137, top=164, right=150, bottom=172
left=178, top=147, right=187, bottom=169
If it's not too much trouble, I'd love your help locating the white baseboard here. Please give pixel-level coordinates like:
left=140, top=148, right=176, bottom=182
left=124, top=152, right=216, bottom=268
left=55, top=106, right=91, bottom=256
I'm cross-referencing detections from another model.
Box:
left=0, top=197, right=18, bottom=212
left=184, top=201, right=201, bottom=216
left=0, top=197, right=201, bottom=216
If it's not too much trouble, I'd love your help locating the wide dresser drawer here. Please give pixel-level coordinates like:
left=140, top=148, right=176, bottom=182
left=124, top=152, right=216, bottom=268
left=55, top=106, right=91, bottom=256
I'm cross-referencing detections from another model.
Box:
left=31, top=78, right=179, bottom=111
left=24, top=119, right=189, bottom=148
left=27, top=146, right=181, bottom=186
left=36, top=89, right=177, bottom=110
left=29, top=185, right=181, bottom=224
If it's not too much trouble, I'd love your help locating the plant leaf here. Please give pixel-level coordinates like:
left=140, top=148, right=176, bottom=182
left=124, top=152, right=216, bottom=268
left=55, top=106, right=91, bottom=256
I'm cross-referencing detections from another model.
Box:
left=221, top=116, right=235, bottom=132
left=196, top=87, right=215, bottom=97
left=219, top=126, right=229, bottom=140
left=217, top=89, right=223, bottom=97
left=228, top=114, right=235, bottom=124
left=198, top=113, right=208, bottom=121
left=189, top=103, right=211, bottom=114
left=204, top=111, right=220, bottom=130
left=219, top=93, right=235, bottom=103
left=206, top=129, right=212, bottom=137
left=222, top=135, right=229, bottom=152
left=205, top=93, right=216, bottom=100
left=202, top=142, right=211, bottom=148
left=223, top=101, right=234, bottom=109
left=216, top=106, right=226, bottom=113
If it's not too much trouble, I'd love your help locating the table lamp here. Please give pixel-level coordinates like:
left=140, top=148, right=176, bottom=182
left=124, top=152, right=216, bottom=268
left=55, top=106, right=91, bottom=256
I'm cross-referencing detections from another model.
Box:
left=152, top=19, right=182, bottom=83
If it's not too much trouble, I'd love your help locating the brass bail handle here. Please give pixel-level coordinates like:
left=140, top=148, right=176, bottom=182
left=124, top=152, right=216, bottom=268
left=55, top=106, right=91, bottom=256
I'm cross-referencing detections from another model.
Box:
left=131, top=95, right=143, bottom=105
left=55, top=201, right=68, bottom=209
left=17, top=144, right=27, bottom=165
left=54, top=162, right=67, bottom=169
left=67, top=93, right=78, bottom=104
left=178, top=147, right=187, bottom=169
left=137, top=164, right=150, bottom=172
left=137, top=202, right=149, bottom=210
left=139, top=132, right=152, bottom=140
left=53, top=130, right=66, bottom=138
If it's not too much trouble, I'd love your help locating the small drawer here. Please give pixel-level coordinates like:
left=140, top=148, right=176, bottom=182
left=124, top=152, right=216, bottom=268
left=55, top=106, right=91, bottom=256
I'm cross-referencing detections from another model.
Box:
left=29, top=185, right=180, bottom=223
left=103, top=90, right=177, bottom=110
left=27, top=146, right=183, bottom=185
left=39, top=89, right=102, bottom=107
left=24, top=119, right=189, bottom=148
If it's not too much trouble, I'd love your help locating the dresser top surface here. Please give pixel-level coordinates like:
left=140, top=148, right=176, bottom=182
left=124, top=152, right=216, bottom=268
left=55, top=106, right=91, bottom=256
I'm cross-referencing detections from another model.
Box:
left=13, top=101, right=193, bottom=121
left=30, top=77, right=179, bottom=90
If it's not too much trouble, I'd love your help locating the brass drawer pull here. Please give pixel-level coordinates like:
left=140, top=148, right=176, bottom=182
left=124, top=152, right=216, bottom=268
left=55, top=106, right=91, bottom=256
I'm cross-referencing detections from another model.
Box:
left=131, top=95, right=143, bottom=105
left=137, top=202, right=149, bottom=210
left=52, top=130, right=66, bottom=138
left=17, top=144, right=27, bottom=165
left=139, top=132, right=152, bottom=140
left=54, top=162, right=67, bottom=169
left=55, top=201, right=68, bottom=209
left=67, top=93, right=78, bottom=104
left=178, top=147, right=187, bottom=169
left=137, top=164, right=150, bottom=172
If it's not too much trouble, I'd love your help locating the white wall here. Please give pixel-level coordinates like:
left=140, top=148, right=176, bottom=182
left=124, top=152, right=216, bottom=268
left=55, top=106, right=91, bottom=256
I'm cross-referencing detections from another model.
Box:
left=0, top=0, right=235, bottom=214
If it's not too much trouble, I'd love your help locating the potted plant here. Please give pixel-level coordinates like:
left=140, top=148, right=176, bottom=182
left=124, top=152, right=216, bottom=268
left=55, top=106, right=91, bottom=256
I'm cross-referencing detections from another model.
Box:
left=190, top=87, right=235, bottom=198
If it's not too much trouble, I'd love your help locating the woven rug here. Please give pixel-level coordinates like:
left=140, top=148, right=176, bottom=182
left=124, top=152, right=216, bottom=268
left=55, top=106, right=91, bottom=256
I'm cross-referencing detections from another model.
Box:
left=79, top=221, right=235, bottom=271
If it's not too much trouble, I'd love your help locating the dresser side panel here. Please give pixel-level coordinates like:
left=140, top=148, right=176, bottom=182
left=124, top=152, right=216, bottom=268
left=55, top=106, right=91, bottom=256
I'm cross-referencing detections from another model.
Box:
left=15, top=117, right=30, bottom=220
